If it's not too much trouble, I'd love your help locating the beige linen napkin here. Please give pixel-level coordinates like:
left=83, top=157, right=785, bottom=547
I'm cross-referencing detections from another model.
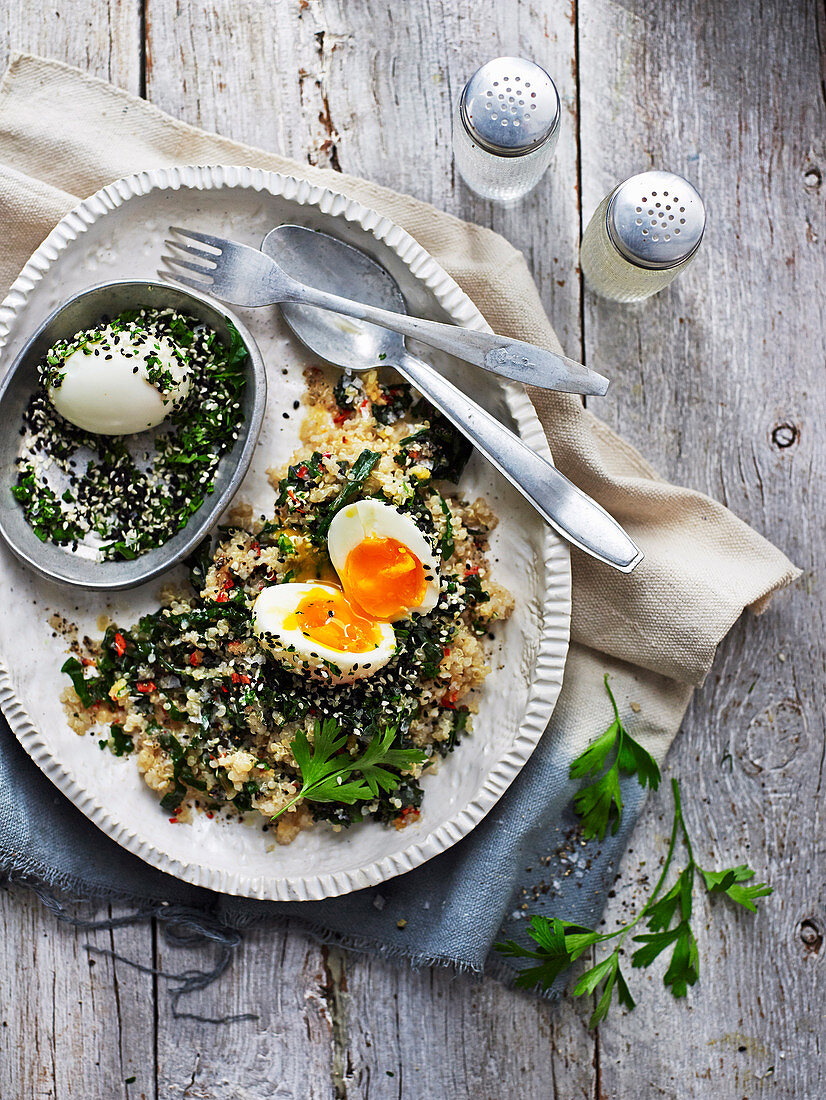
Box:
left=0, top=52, right=798, bottom=773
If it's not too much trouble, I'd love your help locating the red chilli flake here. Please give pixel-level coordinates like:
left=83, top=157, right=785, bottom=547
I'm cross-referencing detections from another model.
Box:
left=136, top=681, right=156, bottom=694
left=394, top=807, right=421, bottom=829
left=296, top=465, right=308, bottom=478
left=231, top=672, right=251, bottom=685
left=113, top=632, right=127, bottom=657
left=168, top=816, right=179, bottom=824
left=463, top=565, right=481, bottom=577
left=440, top=690, right=458, bottom=709
left=332, top=411, right=351, bottom=424
left=189, top=651, right=202, bottom=667
left=215, top=591, right=229, bottom=603
left=442, top=646, right=451, bottom=657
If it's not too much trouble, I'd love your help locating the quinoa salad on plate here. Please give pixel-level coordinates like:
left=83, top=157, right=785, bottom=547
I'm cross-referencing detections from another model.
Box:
left=61, top=368, right=513, bottom=844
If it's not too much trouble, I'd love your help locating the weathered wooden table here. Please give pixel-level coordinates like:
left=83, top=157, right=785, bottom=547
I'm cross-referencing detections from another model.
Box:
left=1, top=2, right=823, bottom=1097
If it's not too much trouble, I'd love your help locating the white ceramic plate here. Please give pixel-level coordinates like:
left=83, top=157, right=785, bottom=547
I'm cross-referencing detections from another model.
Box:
left=0, top=166, right=571, bottom=901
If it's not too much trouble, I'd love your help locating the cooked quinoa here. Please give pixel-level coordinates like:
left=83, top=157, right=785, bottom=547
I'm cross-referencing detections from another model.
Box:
left=62, top=369, right=513, bottom=842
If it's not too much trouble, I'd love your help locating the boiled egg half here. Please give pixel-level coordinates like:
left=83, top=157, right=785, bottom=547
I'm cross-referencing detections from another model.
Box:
left=253, top=581, right=397, bottom=684
left=327, top=499, right=440, bottom=622
left=48, top=322, right=191, bottom=435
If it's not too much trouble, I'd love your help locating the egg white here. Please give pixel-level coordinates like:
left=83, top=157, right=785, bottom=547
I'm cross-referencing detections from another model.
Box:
left=49, top=323, right=191, bottom=435
left=327, top=499, right=440, bottom=619
left=252, top=581, right=396, bottom=685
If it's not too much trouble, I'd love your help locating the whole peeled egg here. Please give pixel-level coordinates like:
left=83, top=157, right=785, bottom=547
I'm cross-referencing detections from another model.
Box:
left=327, top=499, right=440, bottom=622
left=253, top=581, right=397, bottom=684
left=48, top=321, right=191, bottom=435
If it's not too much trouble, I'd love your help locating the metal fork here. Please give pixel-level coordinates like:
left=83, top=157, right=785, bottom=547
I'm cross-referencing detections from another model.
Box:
left=160, top=227, right=609, bottom=396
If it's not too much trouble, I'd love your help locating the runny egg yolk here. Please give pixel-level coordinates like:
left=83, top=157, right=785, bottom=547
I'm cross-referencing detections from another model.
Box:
left=340, top=536, right=427, bottom=621
left=283, top=587, right=382, bottom=654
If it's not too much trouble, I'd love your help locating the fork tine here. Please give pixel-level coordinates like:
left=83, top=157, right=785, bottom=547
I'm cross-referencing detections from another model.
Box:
left=157, top=267, right=216, bottom=294
left=164, top=238, right=219, bottom=264
left=169, top=225, right=225, bottom=251
left=162, top=254, right=216, bottom=279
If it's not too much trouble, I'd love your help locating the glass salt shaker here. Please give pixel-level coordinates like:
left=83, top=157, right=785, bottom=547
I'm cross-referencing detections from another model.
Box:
left=452, top=57, right=561, bottom=202
left=580, top=170, right=705, bottom=302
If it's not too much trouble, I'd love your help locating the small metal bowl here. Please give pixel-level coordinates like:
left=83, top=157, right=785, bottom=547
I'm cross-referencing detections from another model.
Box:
left=0, top=280, right=267, bottom=590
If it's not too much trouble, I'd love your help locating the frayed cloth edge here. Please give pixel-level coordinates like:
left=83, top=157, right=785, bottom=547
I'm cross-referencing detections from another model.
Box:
left=2, top=860, right=534, bottom=988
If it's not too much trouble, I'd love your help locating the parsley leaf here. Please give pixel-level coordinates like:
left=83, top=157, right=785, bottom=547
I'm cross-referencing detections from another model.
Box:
left=497, top=917, right=606, bottom=991
left=569, top=675, right=661, bottom=840
left=272, top=719, right=428, bottom=821
left=699, top=865, right=773, bottom=912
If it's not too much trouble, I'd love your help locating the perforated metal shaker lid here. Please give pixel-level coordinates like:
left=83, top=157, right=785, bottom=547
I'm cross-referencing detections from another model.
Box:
left=606, top=171, right=705, bottom=269
left=459, top=57, right=560, bottom=157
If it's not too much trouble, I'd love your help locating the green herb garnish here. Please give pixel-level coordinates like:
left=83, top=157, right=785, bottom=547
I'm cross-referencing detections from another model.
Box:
left=61, top=656, right=107, bottom=708
left=496, top=778, right=772, bottom=1025
left=569, top=675, right=661, bottom=840
left=100, top=723, right=134, bottom=757
left=12, top=466, right=85, bottom=545
left=271, top=718, right=428, bottom=821
left=434, top=491, right=455, bottom=559
left=400, top=399, right=473, bottom=482
left=310, top=449, right=381, bottom=542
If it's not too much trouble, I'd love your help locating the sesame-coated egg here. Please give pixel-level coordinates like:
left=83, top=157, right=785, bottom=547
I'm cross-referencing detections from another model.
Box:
left=252, top=581, right=396, bottom=684
left=48, top=322, right=191, bottom=435
left=327, top=499, right=440, bottom=622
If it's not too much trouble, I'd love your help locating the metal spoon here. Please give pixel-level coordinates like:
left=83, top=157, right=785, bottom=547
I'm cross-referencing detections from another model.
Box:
left=261, top=225, right=643, bottom=573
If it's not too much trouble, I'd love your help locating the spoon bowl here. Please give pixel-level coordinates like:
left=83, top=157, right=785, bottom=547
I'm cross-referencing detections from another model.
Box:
left=262, top=224, right=410, bottom=371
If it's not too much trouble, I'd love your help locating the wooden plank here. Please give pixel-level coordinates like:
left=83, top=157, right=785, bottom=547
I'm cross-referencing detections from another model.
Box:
left=579, top=0, right=826, bottom=1096
left=0, top=0, right=141, bottom=92
left=153, top=918, right=335, bottom=1099
left=144, top=5, right=340, bottom=1096
left=0, top=885, right=155, bottom=1100
left=0, top=9, right=149, bottom=1100
left=289, top=2, right=596, bottom=1094
left=329, top=951, right=595, bottom=1100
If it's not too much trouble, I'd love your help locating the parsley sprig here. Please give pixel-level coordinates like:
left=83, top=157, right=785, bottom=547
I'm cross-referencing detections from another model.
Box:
left=272, top=718, right=428, bottom=821
left=496, top=778, right=772, bottom=1026
left=569, top=675, right=661, bottom=840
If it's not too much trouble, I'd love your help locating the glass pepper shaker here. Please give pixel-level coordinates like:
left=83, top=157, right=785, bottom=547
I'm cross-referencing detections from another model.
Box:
left=580, top=171, right=706, bottom=302
left=452, top=57, right=561, bottom=202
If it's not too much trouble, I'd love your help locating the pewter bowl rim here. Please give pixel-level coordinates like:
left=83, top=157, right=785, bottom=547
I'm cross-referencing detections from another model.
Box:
left=0, top=278, right=267, bottom=591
